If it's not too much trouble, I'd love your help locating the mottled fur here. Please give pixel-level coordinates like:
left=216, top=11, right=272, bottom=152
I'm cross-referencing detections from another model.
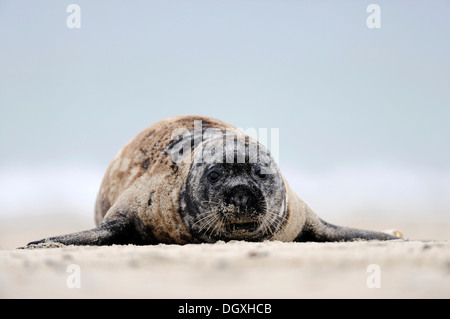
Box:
left=27, top=115, right=399, bottom=247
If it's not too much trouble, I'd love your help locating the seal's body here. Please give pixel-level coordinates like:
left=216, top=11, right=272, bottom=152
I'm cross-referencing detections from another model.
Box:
left=28, top=115, right=398, bottom=247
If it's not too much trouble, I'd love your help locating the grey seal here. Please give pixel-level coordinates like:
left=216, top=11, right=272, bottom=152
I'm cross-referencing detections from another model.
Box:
left=27, top=115, right=400, bottom=247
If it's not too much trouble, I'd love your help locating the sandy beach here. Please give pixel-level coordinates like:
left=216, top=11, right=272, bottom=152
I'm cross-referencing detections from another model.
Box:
left=1, top=0, right=450, bottom=302
left=0, top=215, right=449, bottom=299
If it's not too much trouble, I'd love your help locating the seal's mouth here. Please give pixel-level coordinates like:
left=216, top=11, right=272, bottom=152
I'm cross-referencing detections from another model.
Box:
left=226, top=221, right=258, bottom=233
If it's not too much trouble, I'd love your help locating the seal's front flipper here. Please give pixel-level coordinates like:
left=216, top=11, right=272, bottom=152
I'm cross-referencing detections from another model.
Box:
left=294, top=206, right=401, bottom=242
left=294, top=219, right=400, bottom=242
left=26, top=216, right=146, bottom=247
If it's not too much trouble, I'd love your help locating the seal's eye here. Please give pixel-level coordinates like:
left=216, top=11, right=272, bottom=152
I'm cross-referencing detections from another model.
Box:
left=207, top=169, right=223, bottom=183
left=255, top=166, right=269, bottom=180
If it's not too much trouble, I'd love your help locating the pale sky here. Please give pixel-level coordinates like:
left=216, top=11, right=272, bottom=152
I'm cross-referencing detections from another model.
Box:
left=0, top=1, right=449, bottom=220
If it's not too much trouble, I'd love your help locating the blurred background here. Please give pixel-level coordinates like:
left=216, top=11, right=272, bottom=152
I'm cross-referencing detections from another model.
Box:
left=1, top=0, right=449, bottom=248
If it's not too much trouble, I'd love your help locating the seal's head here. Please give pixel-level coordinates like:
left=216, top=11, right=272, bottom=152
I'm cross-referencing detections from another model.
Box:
left=180, top=132, right=287, bottom=242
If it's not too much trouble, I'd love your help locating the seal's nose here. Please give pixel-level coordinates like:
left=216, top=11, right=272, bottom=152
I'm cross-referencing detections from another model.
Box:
left=226, top=185, right=256, bottom=211
left=231, top=188, right=249, bottom=207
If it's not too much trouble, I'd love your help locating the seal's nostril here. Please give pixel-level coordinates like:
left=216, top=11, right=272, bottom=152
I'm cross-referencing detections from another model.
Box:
left=232, top=189, right=249, bottom=207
